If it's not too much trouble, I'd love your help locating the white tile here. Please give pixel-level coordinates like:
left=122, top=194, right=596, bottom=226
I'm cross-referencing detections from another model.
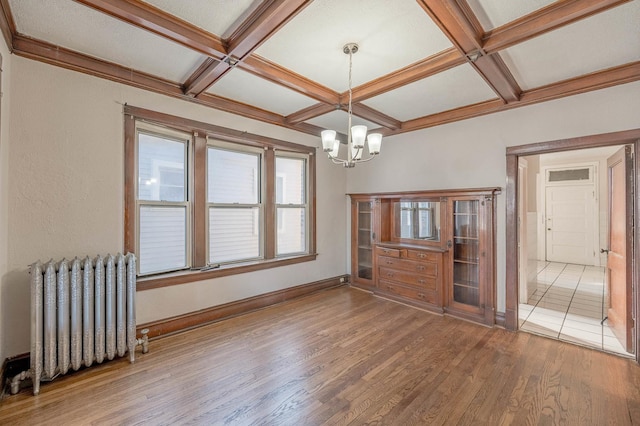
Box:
left=530, top=307, right=566, bottom=319
left=562, top=320, right=602, bottom=335
left=565, top=313, right=602, bottom=326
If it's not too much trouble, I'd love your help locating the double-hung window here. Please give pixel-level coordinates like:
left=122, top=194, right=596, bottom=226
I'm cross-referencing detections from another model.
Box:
left=275, top=154, right=308, bottom=256
left=208, top=143, right=263, bottom=264
left=136, top=125, right=190, bottom=275
left=124, top=106, right=316, bottom=288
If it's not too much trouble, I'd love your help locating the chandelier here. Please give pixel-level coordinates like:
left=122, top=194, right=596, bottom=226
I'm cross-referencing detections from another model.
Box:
left=321, top=43, right=382, bottom=168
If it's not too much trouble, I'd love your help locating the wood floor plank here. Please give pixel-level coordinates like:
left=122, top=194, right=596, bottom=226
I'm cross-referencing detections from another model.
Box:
left=1, top=287, right=638, bottom=425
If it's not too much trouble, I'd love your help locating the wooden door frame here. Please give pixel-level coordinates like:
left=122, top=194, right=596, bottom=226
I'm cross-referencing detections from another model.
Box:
left=505, top=128, right=640, bottom=363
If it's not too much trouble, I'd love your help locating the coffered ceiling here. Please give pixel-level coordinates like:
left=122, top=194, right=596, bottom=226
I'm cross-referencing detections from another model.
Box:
left=2, top=0, right=638, bottom=141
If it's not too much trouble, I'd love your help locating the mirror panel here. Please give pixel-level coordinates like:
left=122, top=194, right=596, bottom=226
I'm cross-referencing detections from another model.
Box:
left=394, top=201, right=440, bottom=242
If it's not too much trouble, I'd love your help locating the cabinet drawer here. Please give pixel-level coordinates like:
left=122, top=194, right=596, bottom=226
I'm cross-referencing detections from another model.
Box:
left=378, top=256, right=437, bottom=276
left=378, top=267, right=436, bottom=290
left=375, top=246, right=401, bottom=258
left=379, top=279, right=435, bottom=304
left=406, top=249, right=439, bottom=262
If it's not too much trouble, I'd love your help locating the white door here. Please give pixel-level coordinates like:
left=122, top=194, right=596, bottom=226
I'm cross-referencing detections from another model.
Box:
left=545, top=185, right=596, bottom=264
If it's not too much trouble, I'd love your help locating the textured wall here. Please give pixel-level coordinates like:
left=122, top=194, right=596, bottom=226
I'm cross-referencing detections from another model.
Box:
left=346, top=81, right=640, bottom=313
left=3, top=57, right=347, bottom=358
left=0, top=38, right=12, bottom=363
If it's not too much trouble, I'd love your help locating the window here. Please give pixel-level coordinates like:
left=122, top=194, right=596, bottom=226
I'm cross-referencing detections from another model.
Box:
left=275, top=155, right=307, bottom=256
left=136, top=128, right=189, bottom=275
left=124, top=106, right=316, bottom=288
left=208, top=144, right=263, bottom=264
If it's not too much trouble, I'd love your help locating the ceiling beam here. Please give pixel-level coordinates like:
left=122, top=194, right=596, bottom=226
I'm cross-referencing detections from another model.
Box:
left=184, top=0, right=313, bottom=97
left=392, top=61, right=640, bottom=135
left=286, top=103, right=336, bottom=125
left=483, top=0, right=631, bottom=54
left=348, top=104, right=402, bottom=130
left=72, top=0, right=226, bottom=58
left=349, top=48, right=466, bottom=102
left=241, top=55, right=340, bottom=104
left=417, top=0, right=522, bottom=103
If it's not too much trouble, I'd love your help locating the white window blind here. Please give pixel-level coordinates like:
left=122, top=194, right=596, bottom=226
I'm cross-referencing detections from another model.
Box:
left=275, top=156, right=307, bottom=256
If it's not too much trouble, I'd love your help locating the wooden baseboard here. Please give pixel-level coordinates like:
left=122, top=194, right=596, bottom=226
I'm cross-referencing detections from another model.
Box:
left=495, top=311, right=506, bottom=328
left=138, top=275, right=348, bottom=339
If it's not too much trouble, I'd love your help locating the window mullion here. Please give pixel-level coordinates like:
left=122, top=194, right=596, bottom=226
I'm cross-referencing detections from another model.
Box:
left=193, top=132, right=207, bottom=268
left=265, top=148, right=276, bottom=260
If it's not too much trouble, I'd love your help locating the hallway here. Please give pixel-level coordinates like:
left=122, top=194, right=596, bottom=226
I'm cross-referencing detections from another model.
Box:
left=519, top=261, right=632, bottom=357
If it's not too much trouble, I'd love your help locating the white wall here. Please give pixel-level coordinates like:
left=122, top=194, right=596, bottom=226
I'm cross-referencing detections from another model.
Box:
left=2, top=57, right=347, bottom=358
left=347, top=81, right=640, bottom=313
left=0, top=38, right=12, bottom=363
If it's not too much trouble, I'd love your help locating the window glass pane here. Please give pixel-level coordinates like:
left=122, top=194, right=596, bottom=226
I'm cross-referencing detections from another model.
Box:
left=139, top=206, right=187, bottom=274
left=208, top=148, right=260, bottom=204
left=277, top=208, right=306, bottom=255
left=275, top=157, right=305, bottom=205
left=209, top=207, right=260, bottom=263
left=138, top=133, right=185, bottom=202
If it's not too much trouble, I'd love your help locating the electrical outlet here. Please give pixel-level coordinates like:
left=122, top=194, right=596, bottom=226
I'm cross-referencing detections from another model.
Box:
left=339, top=277, right=346, bottom=283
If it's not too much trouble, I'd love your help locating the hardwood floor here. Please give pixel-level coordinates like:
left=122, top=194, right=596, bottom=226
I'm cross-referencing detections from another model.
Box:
left=1, top=287, right=639, bottom=425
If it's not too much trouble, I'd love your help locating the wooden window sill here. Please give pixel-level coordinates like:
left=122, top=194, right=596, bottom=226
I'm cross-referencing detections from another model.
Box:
left=137, top=254, right=318, bottom=291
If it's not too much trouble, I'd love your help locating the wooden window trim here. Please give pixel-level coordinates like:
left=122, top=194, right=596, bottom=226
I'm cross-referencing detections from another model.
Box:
left=124, top=105, right=317, bottom=290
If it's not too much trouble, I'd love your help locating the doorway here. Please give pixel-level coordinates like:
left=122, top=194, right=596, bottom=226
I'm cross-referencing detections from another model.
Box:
left=505, top=129, right=640, bottom=364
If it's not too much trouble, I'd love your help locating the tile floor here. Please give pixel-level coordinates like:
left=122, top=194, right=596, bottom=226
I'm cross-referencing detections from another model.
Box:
left=519, top=261, right=633, bottom=357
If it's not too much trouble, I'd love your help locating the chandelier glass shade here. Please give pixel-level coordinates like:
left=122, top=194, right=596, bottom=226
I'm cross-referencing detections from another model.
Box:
left=321, top=43, right=382, bottom=168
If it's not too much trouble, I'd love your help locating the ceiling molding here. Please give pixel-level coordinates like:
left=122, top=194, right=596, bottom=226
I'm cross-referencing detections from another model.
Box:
left=519, top=61, right=640, bottom=105
left=72, top=0, right=226, bottom=58
left=185, top=0, right=313, bottom=97
left=387, top=61, right=640, bottom=136
left=482, top=0, right=631, bottom=53
left=0, top=0, right=15, bottom=52
left=13, top=34, right=185, bottom=96
left=416, top=0, right=522, bottom=103
left=12, top=34, right=325, bottom=138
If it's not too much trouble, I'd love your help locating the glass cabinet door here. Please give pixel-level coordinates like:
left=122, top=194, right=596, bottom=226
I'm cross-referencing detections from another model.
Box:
left=452, top=200, right=480, bottom=307
left=356, top=201, right=373, bottom=280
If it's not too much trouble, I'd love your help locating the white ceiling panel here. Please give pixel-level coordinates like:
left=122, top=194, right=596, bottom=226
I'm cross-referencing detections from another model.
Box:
left=363, top=64, right=498, bottom=121
left=500, top=1, right=640, bottom=90
left=255, top=0, right=453, bottom=92
left=206, top=69, right=316, bottom=116
left=306, top=110, right=380, bottom=132
left=466, top=0, right=556, bottom=31
left=141, top=0, right=258, bottom=38
left=10, top=0, right=204, bottom=82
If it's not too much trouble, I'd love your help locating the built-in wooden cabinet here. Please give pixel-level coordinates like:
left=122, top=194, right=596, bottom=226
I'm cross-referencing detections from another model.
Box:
left=350, top=196, right=389, bottom=290
left=349, top=188, right=499, bottom=326
left=376, top=244, right=444, bottom=311
left=444, top=194, right=496, bottom=325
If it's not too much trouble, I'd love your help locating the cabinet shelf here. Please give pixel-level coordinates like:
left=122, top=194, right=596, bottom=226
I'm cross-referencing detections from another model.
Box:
left=453, top=280, right=479, bottom=290
left=454, top=258, right=479, bottom=265
left=453, top=236, right=478, bottom=240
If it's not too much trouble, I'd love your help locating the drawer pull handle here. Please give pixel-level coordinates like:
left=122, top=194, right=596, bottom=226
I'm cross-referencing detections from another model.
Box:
left=418, top=293, right=425, bottom=298
left=387, top=272, right=394, bottom=278
left=418, top=253, right=426, bottom=258
left=386, top=260, right=393, bottom=264
left=418, top=279, right=426, bottom=284
left=417, top=266, right=425, bottom=271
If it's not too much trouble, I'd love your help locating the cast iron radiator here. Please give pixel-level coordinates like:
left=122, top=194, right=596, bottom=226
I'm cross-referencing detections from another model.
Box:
left=11, top=253, right=149, bottom=395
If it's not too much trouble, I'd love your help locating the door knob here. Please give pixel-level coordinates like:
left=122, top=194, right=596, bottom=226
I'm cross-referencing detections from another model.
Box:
left=600, top=248, right=609, bottom=254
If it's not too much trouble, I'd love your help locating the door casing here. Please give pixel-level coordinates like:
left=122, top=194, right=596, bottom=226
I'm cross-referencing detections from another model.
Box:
left=505, top=129, right=640, bottom=364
